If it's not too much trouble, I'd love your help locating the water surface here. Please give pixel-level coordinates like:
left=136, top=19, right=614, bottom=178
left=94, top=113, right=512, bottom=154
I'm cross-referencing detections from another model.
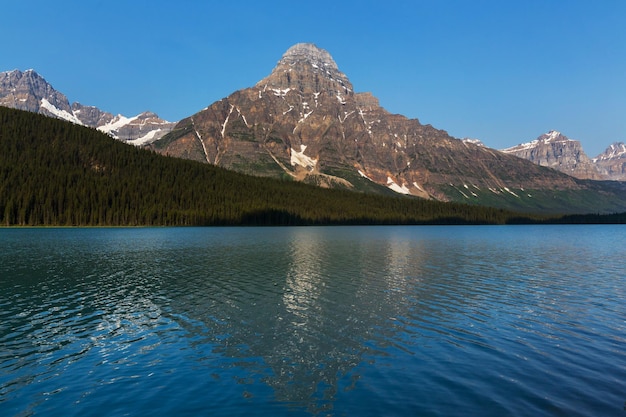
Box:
left=1, top=226, right=625, bottom=416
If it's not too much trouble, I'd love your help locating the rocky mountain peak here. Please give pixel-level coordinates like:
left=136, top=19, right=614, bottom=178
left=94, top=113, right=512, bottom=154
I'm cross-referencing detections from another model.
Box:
left=539, top=130, right=567, bottom=142
left=257, top=43, right=353, bottom=95
left=594, top=142, right=626, bottom=161
left=502, top=131, right=603, bottom=180
left=1, top=68, right=72, bottom=114
left=593, top=142, right=626, bottom=180
left=280, top=43, right=340, bottom=71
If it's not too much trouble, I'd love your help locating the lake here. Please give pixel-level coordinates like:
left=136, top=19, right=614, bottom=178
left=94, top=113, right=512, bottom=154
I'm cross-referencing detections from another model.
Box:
left=1, top=226, right=625, bottom=416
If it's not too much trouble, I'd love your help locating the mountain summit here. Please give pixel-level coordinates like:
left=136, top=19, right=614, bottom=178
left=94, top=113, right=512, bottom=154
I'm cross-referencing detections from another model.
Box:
left=257, top=43, right=353, bottom=96
left=152, top=43, right=620, bottom=211
left=0, top=69, right=78, bottom=121
left=280, top=43, right=340, bottom=70
left=501, top=131, right=605, bottom=180
left=594, top=142, right=626, bottom=180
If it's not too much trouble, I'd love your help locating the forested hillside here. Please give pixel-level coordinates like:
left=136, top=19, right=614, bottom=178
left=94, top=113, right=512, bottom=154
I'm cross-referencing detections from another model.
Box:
left=0, top=107, right=612, bottom=226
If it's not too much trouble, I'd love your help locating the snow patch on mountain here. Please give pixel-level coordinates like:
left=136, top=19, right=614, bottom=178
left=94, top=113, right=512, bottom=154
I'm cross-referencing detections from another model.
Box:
left=97, top=115, right=140, bottom=137
left=290, top=145, right=317, bottom=169
left=387, top=177, right=411, bottom=195
left=128, top=129, right=163, bottom=146
left=40, top=98, right=83, bottom=125
left=462, top=138, right=486, bottom=147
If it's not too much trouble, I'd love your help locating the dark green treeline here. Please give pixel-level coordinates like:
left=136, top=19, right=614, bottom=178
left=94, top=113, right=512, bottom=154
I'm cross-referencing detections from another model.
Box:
left=0, top=106, right=568, bottom=226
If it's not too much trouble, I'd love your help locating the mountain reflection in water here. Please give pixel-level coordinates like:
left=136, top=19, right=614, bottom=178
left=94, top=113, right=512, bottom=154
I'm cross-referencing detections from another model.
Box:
left=1, top=226, right=625, bottom=417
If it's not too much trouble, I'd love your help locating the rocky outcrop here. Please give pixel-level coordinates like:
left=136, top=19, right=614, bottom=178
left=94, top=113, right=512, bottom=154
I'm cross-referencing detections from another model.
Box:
left=153, top=43, right=583, bottom=202
left=0, top=69, right=174, bottom=144
left=501, top=131, right=604, bottom=180
left=593, top=142, right=626, bottom=181
left=71, top=102, right=115, bottom=127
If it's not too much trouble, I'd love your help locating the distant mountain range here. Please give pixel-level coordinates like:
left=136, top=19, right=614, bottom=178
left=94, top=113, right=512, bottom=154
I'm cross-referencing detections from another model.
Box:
left=2, top=45, right=626, bottom=214
left=0, top=69, right=174, bottom=144
left=501, top=130, right=626, bottom=181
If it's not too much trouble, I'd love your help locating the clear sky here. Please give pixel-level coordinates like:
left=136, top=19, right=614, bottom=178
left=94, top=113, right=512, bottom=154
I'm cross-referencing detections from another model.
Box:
left=2, top=0, right=625, bottom=156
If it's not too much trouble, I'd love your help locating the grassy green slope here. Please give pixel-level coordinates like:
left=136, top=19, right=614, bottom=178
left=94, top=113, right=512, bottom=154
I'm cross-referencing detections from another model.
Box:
left=437, top=178, right=626, bottom=215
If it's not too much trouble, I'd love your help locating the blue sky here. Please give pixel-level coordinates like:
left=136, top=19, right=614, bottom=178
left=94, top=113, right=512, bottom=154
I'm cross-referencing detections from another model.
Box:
left=2, top=0, right=625, bottom=155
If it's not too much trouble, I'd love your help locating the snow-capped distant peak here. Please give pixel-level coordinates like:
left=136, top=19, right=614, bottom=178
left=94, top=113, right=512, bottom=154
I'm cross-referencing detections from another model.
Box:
left=539, top=130, right=572, bottom=143
left=502, top=130, right=571, bottom=153
left=594, top=142, right=626, bottom=161
left=545, top=130, right=561, bottom=140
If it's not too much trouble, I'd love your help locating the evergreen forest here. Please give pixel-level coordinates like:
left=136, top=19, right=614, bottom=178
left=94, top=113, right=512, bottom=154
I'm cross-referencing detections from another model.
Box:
left=1, top=107, right=624, bottom=226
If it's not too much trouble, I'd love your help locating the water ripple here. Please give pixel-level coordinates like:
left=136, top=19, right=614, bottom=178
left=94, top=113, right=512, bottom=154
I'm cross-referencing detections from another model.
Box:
left=1, top=226, right=625, bottom=416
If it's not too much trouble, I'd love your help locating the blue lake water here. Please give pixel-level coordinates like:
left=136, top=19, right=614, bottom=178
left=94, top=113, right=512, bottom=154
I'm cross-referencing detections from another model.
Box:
left=1, top=226, right=625, bottom=416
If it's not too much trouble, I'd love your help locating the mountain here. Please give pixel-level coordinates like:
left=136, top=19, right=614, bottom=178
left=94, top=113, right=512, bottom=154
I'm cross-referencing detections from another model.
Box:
left=593, top=142, right=626, bottom=181
left=152, top=43, right=625, bottom=213
left=501, top=131, right=626, bottom=181
left=0, top=69, right=174, bottom=144
left=2, top=105, right=550, bottom=226
left=501, top=130, right=604, bottom=180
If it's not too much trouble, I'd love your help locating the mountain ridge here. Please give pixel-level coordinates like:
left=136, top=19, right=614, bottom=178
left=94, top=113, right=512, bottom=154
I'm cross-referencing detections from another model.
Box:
left=3, top=44, right=626, bottom=213
left=501, top=130, right=626, bottom=181
left=3, top=62, right=623, bottom=176
left=0, top=69, right=174, bottom=144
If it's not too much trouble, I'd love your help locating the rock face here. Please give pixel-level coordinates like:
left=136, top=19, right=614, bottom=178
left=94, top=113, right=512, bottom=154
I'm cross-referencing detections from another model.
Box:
left=1, top=69, right=80, bottom=123
left=501, top=131, right=603, bottom=180
left=71, top=102, right=113, bottom=127
left=0, top=69, right=174, bottom=144
left=593, top=142, right=626, bottom=181
left=153, top=43, right=584, bottom=201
